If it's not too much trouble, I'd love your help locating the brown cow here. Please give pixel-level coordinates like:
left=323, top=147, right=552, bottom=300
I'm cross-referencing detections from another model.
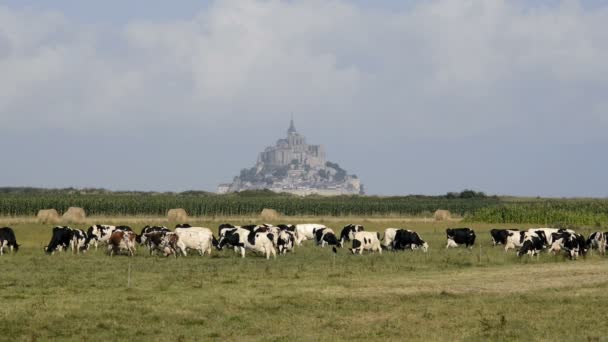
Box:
left=107, top=230, right=136, bottom=256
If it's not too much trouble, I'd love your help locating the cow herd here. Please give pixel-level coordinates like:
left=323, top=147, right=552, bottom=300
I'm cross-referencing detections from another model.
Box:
left=0, top=224, right=605, bottom=261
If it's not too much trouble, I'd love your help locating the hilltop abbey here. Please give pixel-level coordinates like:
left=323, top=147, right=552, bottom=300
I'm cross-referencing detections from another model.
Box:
left=218, top=120, right=363, bottom=196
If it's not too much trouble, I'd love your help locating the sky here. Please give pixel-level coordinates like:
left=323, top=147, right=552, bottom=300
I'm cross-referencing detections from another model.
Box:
left=1, top=0, right=607, bottom=197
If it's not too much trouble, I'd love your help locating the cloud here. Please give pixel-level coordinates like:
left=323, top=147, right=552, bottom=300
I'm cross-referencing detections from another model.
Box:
left=1, top=0, right=607, bottom=142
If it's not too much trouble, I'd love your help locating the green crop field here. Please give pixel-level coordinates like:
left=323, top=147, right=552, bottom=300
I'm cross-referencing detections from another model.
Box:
left=1, top=219, right=608, bottom=341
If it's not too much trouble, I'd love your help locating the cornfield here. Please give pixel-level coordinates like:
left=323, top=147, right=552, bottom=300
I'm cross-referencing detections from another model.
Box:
left=0, top=194, right=499, bottom=217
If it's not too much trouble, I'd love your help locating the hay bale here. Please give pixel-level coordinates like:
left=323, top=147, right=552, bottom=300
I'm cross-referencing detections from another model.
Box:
left=434, top=209, right=451, bottom=221
left=167, top=208, right=188, bottom=223
left=37, top=209, right=60, bottom=224
left=260, top=208, right=280, bottom=221
left=62, top=207, right=86, bottom=224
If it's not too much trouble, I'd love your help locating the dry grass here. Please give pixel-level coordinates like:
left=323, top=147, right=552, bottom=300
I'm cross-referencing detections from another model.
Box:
left=260, top=208, right=280, bottom=221
left=434, top=209, right=451, bottom=221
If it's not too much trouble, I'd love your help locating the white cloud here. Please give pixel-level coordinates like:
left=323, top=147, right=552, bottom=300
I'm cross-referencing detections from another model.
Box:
left=0, top=0, right=607, bottom=141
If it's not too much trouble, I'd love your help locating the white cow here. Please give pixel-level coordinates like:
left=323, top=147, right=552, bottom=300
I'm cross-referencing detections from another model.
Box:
left=175, top=229, right=215, bottom=256
left=295, top=224, right=326, bottom=246
left=382, top=228, right=400, bottom=250
left=350, top=231, right=382, bottom=255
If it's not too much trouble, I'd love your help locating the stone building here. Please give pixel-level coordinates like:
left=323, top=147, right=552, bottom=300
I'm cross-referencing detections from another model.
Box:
left=217, top=120, right=363, bottom=196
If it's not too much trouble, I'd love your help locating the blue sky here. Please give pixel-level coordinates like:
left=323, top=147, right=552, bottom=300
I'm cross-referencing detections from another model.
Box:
left=1, top=0, right=607, bottom=196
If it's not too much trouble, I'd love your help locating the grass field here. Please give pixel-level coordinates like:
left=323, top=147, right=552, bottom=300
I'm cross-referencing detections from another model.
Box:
left=1, top=218, right=608, bottom=341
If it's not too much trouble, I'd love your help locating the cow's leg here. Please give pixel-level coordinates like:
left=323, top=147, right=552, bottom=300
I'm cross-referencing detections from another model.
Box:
left=240, top=247, right=246, bottom=258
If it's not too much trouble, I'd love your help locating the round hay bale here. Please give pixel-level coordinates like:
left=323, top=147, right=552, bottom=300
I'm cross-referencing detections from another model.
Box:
left=260, top=208, right=280, bottom=221
left=37, top=209, right=60, bottom=224
left=62, top=207, right=86, bottom=224
left=167, top=208, right=188, bottom=223
left=434, top=209, right=451, bottom=221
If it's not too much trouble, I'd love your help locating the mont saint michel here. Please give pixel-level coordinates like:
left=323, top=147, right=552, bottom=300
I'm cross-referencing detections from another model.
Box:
left=218, top=120, right=363, bottom=196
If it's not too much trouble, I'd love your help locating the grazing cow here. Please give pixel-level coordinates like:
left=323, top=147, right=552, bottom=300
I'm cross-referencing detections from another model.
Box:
left=526, top=228, right=567, bottom=247
left=339, top=224, right=364, bottom=247
left=0, top=227, right=19, bottom=255
left=549, top=232, right=587, bottom=260
left=137, top=225, right=170, bottom=245
left=277, top=230, right=295, bottom=254
left=295, top=224, right=327, bottom=246
left=142, top=231, right=178, bottom=257
left=382, top=228, right=401, bottom=250
left=392, top=229, right=429, bottom=252
left=86, top=224, right=117, bottom=250
left=175, top=229, right=215, bottom=257
left=277, top=224, right=296, bottom=233
left=350, top=231, right=382, bottom=255
left=504, top=231, right=529, bottom=252
left=490, top=229, right=518, bottom=246
left=517, top=233, right=544, bottom=258
left=107, top=230, right=137, bottom=256
left=446, top=228, right=476, bottom=248
left=314, top=228, right=340, bottom=247
left=586, top=232, right=606, bottom=256
left=45, top=226, right=74, bottom=254
left=217, top=228, right=276, bottom=259
left=70, top=229, right=89, bottom=254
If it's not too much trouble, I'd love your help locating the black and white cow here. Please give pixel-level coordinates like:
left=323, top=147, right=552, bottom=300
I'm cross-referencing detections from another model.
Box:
left=314, top=228, right=340, bottom=247
left=45, top=226, right=74, bottom=254
left=86, top=225, right=116, bottom=250
left=70, top=229, right=89, bottom=254
left=217, top=228, right=276, bottom=259
left=392, top=229, right=429, bottom=252
left=517, top=233, right=544, bottom=258
left=490, top=229, right=518, bottom=246
left=446, top=228, right=476, bottom=248
left=586, top=232, right=606, bottom=255
left=549, top=231, right=587, bottom=260
left=350, top=231, right=382, bottom=255
left=0, top=227, right=19, bottom=255
left=137, top=225, right=170, bottom=245
left=504, top=230, right=528, bottom=252
left=339, top=224, right=364, bottom=247
left=277, top=230, right=295, bottom=254
left=295, top=224, right=327, bottom=246
left=277, top=224, right=296, bottom=233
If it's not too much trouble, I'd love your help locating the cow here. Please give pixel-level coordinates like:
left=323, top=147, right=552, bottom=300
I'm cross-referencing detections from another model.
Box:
left=490, top=229, right=518, bottom=246
left=277, top=224, right=296, bottom=233
left=277, top=230, right=295, bottom=254
left=382, top=228, right=400, bottom=250
left=526, top=228, right=569, bottom=247
left=339, top=224, right=364, bottom=247
left=350, top=231, right=382, bottom=255
left=70, top=229, right=89, bottom=254
left=517, top=233, right=544, bottom=258
left=217, top=228, right=276, bottom=259
left=137, top=225, right=170, bottom=245
left=45, top=226, right=74, bottom=254
left=175, top=229, right=215, bottom=257
left=86, top=224, right=117, bottom=250
left=107, top=230, right=136, bottom=256
left=446, top=228, right=476, bottom=248
left=314, top=228, right=340, bottom=247
left=549, top=231, right=587, bottom=260
left=141, top=231, right=178, bottom=257
left=586, top=232, right=606, bottom=256
left=0, top=227, right=19, bottom=255
left=295, top=224, right=326, bottom=246
left=504, top=230, right=529, bottom=252
left=392, top=229, right=429, bottom=252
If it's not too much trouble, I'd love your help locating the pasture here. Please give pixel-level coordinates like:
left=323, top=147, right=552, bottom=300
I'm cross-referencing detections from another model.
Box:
left=1, top=219, right=608, bottom=341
